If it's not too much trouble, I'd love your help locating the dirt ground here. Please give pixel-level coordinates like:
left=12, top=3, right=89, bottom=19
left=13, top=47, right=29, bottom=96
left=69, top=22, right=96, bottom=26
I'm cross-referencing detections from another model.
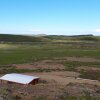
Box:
left=0, top=71, right=100, bottom=100
left=14, top=57, right=100, bottom=70
left=0, top=82, right=100, bottom=100
left=14, top=57, right=100, bottom=86
left=15, top=60, right=65, bottom=70
left=25, top=71, right=100, bottom=86
left=0, top=57, right=100, bottom=99
left=77, top=67, right=100, bottom=71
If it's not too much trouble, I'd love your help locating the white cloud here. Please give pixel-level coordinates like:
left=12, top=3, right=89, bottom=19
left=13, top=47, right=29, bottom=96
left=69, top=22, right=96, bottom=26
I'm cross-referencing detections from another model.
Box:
left=89, top=29, right=100, bottom=33
left=95, top=29, right=100, bottom=32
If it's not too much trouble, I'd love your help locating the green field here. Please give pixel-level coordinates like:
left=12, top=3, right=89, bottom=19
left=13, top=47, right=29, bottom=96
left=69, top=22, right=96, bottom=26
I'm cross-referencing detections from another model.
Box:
left=0, top=34, right=100, bottom=65
left=0, top=42, right=100, bottom=65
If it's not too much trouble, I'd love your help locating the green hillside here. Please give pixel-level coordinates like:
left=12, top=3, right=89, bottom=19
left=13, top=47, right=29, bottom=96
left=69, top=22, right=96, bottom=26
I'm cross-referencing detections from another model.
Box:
left=0, top=34, right=50, bottom=42
left=44, top=35, right=100, bottom=42
left=0, top=34, right=100, bottom=43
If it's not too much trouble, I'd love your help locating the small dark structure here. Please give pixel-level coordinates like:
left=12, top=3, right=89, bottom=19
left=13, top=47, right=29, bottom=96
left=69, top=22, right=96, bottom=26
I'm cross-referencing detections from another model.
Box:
left=0, top=73, right=39, bottom=85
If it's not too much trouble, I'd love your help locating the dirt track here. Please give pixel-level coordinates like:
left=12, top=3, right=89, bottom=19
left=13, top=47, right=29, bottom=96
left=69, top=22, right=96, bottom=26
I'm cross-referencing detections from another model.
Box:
left=26, top=71, right=100, bottom=86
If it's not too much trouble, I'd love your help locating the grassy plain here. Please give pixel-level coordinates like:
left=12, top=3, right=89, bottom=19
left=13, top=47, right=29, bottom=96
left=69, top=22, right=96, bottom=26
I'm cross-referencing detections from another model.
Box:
left=0, top=42, right=100, bottom=65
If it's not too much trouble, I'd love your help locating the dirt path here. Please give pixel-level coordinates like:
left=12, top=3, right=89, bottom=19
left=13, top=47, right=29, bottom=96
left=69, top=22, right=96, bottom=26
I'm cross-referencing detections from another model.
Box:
left=25, top=71, right=100, bottom=86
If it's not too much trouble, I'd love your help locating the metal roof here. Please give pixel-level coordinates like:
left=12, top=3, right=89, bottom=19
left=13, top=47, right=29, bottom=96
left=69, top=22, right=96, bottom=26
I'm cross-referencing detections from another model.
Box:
left=0, top=73, right=39, bottom=84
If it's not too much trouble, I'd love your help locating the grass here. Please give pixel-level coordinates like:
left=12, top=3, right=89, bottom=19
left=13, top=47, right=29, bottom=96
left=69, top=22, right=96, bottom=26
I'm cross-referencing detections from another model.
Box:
left=0, top=43, right=100, bottom=65
left=63, top=61, right=100, bottom=80
left=64, top=61, right=100, bottom=70
left=0, top=67, right=66, bottom=74
left=80, top=70, right=100, bottom=80
left=59, top=96, right=100, bottom=100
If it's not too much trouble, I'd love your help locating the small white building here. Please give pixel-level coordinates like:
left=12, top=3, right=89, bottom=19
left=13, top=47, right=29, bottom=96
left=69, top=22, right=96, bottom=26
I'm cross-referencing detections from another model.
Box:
left=0, top=73, right=39, bottom=85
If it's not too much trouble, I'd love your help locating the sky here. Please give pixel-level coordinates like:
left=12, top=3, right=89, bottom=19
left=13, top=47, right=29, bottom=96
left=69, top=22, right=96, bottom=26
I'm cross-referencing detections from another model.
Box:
left=0, top=0, right=100, bottom=36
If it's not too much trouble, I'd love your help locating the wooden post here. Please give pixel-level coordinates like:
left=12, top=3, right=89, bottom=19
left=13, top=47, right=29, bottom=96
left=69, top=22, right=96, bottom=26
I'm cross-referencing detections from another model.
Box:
left=1, top=80, right=2, bottom=84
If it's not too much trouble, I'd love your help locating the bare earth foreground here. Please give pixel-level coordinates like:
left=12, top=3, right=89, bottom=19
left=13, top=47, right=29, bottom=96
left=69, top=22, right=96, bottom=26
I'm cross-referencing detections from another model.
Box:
left=0, top=73, right=100, bottom=100
left=14, top=57, right=100, bottom=86
left=0, top=57, right=100, bottom=100
left=26, top=71, right=100, bottom=86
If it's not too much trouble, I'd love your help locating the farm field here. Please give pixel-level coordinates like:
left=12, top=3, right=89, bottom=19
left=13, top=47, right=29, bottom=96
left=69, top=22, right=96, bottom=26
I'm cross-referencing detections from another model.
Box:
left=0, top=35, right=100, bottom=100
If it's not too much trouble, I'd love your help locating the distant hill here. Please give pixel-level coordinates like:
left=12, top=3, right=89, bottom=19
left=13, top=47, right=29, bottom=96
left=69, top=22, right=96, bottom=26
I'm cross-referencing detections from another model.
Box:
left=0, top=34, right=99, bottom=43
left=0, top=34, right=50, bottom=43
left=69, top=34, right=94, bottom=37
left=43, top=34, right=100, bottom=42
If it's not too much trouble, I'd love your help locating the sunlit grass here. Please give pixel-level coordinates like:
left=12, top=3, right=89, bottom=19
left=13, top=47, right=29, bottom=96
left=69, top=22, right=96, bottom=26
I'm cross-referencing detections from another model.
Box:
left=0, top=43, right=100, bottom=65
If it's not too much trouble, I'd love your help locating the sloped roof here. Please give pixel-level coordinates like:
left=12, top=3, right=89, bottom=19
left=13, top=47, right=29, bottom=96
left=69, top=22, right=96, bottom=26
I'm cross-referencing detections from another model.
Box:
left=0, top=73, right=39, bottom=84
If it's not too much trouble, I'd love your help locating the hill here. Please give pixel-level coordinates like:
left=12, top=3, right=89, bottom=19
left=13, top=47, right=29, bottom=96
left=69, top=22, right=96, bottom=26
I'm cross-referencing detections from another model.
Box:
left=43, top=34, right=100, bottom=42
left=0, top=34, right=50, bottom=43
left=0, top=34, right=100, bottom=43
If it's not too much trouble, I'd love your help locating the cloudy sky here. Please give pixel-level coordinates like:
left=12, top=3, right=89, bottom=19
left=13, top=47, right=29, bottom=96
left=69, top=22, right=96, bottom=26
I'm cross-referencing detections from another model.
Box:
left=0, top=0, right=100, bottom=35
